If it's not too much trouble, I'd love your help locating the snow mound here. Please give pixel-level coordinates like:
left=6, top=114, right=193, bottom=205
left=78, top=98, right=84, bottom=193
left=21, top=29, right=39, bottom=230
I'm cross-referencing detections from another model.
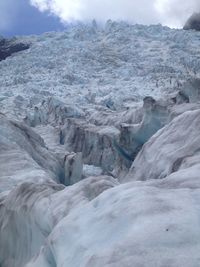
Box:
left=0, top=114, right=63, bottom=192
left=0, top=176, right=118, bottom=267
left=127, top=109, right=200, bottom=181
left=26, top=182, right=200, bottom=267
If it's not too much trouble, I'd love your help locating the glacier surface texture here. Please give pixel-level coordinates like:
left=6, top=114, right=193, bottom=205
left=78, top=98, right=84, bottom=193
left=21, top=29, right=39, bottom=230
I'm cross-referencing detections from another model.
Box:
left=1, top=22, right=200, bottom=267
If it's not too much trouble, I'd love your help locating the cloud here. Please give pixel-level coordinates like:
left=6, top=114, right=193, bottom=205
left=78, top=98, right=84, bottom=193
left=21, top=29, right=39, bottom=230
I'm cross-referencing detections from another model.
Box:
left=155, top=0, right=200, bottom=27
left=0, top=0, right=200, bottom=34
left=30, top=0, right=200, bottom=28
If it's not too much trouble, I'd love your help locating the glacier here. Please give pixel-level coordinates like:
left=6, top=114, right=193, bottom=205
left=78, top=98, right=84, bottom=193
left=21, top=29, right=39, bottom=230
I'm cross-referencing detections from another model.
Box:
left=1, top=21, right=200, bottom=267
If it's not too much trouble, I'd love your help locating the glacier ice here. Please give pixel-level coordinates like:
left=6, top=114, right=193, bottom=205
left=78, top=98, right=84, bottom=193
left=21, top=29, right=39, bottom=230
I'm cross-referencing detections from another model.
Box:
left=1, top=22, right=200, bottom=267
left=26, top=182, right=200, bottom=267
left=0, top=114, right=63, bottom=192
left=0, top=176, right=117, bottom=267
left=127, top=109, right=200, bottom=181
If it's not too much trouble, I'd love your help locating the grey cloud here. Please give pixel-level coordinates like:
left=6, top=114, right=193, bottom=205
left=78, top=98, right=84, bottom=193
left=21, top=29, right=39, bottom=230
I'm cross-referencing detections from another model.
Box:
left=155, top=0, right=200, bottom=27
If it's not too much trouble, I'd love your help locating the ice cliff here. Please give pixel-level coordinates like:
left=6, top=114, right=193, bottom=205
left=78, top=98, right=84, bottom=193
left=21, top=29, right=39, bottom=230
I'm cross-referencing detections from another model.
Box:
left=1, top=21, right=200, bottom=267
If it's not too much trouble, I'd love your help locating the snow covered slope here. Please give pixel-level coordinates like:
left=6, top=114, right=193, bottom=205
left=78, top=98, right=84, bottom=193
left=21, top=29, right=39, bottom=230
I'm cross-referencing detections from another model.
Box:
left=1, top=21, right=200, bottom=118
left=1, top=22, right=200, bottom=267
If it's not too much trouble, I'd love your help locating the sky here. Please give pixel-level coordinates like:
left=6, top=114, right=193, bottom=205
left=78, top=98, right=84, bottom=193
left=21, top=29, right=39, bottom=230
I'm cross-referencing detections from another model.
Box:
left=0, top=0, right=200, bottom=36
left=0, top=0, right=65, bottom=36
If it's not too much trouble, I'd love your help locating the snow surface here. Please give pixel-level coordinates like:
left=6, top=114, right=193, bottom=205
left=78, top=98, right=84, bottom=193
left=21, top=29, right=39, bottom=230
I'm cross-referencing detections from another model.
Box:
left=26, top=183, right=200, bottom=267
left=127, top=109, right=200, bottom=181
left=1, top=22, right=200, bottom=267
left=1, top=22, right=200, bottom=119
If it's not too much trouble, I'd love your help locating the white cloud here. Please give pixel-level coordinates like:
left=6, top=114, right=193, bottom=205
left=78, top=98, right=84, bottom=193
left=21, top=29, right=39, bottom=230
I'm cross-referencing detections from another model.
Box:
left=30, top=0, right=200, bottom=28
left=155, top=0, right=200, bottom=28
left=0, top=0, right=200, bottom=33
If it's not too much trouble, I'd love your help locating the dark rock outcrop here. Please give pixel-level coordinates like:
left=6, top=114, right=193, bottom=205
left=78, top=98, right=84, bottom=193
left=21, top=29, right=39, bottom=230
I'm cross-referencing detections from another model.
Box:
left=0, top=37, right=30, bottom=61
left=183, top=13, right=200, bottom=31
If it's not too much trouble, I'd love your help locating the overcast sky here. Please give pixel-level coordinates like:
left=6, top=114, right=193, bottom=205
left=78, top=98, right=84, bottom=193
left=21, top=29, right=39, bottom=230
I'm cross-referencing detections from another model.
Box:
left=1, top=0, right=200, bottom=36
